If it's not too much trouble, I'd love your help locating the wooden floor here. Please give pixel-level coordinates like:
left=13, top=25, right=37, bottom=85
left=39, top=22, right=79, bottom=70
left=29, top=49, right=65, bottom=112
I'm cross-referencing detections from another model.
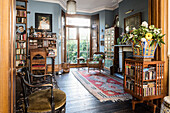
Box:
left=55, top=68, right=157, bottom=113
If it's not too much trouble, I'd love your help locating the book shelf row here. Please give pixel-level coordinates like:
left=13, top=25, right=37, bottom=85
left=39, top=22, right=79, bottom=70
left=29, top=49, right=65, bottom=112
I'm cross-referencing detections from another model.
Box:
left=16, top=10, right=26, bottom=17
left=16, top=34, right=26, bottom=40
left=125, top=63, right=163, bottom=81
left=16, top=55, right=26, bottom=60
left=16, top=48, right=26, bottom=54
left=126, top=80, right=162, bottom=96
left=16, top=17, right=26, bottom=23
left=15, top=42, right=26, bottom=48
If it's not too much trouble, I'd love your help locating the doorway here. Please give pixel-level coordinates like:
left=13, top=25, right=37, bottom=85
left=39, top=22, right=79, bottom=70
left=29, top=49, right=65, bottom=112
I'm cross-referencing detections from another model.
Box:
left=66, top=15, right=91, bottom=66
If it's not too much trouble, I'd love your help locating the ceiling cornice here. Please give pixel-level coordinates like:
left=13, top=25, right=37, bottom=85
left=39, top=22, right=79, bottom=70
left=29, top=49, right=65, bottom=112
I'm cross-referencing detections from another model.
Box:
left=33, top=0, right=122, bottom=13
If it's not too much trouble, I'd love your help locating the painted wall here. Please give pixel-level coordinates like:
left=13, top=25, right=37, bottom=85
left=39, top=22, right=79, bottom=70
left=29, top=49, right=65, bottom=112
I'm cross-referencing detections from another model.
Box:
left=27, top=0, right=119, bottom=61
left=28, top=0, right=62, bottom=64
left=119, top=0, right=148, bottom=34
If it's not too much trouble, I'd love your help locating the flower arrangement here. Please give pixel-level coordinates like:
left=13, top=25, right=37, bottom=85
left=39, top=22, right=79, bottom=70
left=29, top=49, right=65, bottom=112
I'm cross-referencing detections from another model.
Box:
left=121, top=21, right=165, bottom=47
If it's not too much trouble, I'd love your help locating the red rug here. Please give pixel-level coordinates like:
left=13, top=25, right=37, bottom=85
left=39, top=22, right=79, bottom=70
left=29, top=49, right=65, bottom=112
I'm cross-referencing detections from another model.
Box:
left=72, top=70, right=131, bottom=102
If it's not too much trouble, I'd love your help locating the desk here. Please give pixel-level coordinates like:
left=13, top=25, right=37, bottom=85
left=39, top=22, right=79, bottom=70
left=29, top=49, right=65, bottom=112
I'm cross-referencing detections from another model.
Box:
left=77, top=57, right=85, bottom=70
left=114, top=45, right=132, bottom=73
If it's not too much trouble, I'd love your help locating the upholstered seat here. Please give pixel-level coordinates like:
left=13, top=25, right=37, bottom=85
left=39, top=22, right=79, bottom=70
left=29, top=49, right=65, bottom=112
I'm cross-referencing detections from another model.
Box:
left=27, top=89, right=66, bottom=112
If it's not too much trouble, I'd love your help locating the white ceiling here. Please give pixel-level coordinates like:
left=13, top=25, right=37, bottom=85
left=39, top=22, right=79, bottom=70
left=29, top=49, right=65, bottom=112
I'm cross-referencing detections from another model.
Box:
left=33, top=0, right=123, bottom=13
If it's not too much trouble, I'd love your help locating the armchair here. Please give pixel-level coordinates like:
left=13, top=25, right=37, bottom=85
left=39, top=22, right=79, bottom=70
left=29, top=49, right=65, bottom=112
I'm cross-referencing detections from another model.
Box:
left=87, top=52, right=105, bottom=72
left=17, top=68, right=66, bottom=113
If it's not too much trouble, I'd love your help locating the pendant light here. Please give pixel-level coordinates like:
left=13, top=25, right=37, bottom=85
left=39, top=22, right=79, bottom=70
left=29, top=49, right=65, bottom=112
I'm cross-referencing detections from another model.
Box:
left=67, top=0, right=76, bottom=14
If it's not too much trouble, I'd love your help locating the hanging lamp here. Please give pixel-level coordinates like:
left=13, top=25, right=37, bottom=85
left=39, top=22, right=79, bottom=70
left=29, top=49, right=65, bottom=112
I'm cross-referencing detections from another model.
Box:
left=67, top=0, right=76, bottom=14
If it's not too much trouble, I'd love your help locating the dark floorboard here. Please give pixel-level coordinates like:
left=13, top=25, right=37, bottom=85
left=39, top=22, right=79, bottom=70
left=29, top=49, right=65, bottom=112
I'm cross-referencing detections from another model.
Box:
left=55, top=68, right=158, bottom=113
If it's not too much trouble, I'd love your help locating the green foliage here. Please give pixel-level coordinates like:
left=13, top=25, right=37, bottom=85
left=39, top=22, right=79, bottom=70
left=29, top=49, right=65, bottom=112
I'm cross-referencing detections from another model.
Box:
left=121, top=21, right=165, bottom=47
left=67, top=40, right=90, bottom=63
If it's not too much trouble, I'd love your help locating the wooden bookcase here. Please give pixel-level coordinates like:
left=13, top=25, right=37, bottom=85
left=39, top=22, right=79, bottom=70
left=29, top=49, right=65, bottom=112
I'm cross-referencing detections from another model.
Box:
left=28, top=37, right=57, bottom=56
left=104, top=27, right=119, bottom=70
left=16, top=0, right=28, bottom=68
left=124, top=59, right=165, bottom=112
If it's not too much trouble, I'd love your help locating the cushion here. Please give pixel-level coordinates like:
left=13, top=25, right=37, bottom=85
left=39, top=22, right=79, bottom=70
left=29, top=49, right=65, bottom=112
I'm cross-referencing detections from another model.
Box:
left=27, top=89, right=66, bottom=112
left=93, top=54, right=104, bottom=61
left=88, top=61, right=99, bottom=65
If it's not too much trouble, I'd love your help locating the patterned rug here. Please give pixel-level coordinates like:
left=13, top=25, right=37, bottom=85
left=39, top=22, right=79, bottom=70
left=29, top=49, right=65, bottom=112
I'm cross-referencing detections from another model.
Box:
left=72, top=70, right=131, bottom=102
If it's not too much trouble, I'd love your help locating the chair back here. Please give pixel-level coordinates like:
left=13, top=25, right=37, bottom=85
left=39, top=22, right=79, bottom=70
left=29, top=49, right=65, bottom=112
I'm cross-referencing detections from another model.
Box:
left=17, top=68, right=32, bottom=112
left=93, top=52, right=105, bottom=61
left=30, top=48, right=47, bottom=74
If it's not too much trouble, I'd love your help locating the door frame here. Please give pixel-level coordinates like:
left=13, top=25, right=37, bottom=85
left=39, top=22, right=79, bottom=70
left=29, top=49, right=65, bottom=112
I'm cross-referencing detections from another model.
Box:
left=0, top=0, right=16, bottom=112
left=64, top=14, right=91, bottom=67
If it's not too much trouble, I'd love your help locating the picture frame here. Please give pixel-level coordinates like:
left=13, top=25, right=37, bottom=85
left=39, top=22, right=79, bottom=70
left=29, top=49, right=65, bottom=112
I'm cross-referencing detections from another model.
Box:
left=124, top=12, right=141, bottom=33
left=35, top=13, right=52, bottom=32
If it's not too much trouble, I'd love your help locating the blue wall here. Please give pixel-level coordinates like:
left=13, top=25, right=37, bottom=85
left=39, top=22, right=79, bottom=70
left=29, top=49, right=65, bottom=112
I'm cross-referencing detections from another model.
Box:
left=119, top=0, right=148, bottom=34
left=28, top=0, right=62, bottom=64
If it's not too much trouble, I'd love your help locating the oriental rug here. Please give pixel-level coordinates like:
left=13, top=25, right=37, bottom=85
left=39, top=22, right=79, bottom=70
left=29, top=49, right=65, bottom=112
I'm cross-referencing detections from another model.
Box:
left=72, top=70, right=131, bottom=102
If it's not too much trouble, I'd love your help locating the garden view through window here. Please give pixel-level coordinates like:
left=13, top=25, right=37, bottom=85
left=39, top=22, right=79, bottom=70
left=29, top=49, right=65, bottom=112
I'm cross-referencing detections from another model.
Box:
left=66, top=17, right=90, bottom=64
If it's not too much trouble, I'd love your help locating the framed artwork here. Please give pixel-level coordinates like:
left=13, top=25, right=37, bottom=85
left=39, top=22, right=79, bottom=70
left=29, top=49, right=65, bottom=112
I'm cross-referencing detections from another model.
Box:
left=124, top=12, right=141, bottom=32
left=35, top=13, right=52, bottom=32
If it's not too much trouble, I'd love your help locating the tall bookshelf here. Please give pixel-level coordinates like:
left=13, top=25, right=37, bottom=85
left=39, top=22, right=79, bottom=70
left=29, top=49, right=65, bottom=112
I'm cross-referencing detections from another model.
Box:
left=124, top=59, right=165, bottom=112
left=104, top=27, right=119, bottom=70
left=16, top=0, right=28, bottom=68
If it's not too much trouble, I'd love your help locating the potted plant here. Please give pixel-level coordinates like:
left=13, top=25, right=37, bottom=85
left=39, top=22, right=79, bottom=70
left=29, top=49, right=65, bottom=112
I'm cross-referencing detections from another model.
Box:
left=121, top=21, right=165, bottom=60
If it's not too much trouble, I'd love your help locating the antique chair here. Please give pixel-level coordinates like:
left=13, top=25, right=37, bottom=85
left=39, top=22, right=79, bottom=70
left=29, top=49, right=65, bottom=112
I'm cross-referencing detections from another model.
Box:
left=30, top=48, right=47, bottom=75
left=87, top=52, right=105, bottom=72
left=17, top=68, right=66, bottom=113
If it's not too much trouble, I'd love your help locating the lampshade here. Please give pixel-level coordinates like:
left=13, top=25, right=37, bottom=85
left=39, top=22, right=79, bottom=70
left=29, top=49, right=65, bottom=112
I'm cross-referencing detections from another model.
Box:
left=67, top=0, right=76, bottom=14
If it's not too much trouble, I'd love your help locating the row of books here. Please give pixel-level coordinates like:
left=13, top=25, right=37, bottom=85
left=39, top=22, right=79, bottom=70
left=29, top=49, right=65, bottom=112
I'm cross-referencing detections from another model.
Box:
left=16, top=10, right=26, bottom=17
left=15, top=42, right=26, bottom=48
left=126, top=64, right=157, bottom=80
left=16, top=61, right=25, bottom=67
left=125, top=64, right=135, bottom=77
left=143, top=67, right=156, bottom=80
left=16, top=55, right=26, bottom=60
left=16, top=48, right=26, bottom=54
left=16, top=34, right=26, bottom=40
left=126, top=81, right=162, bottom=96
left=16, top=17, right=26, bottom=23
left=143, top=82, right=155, bottom=96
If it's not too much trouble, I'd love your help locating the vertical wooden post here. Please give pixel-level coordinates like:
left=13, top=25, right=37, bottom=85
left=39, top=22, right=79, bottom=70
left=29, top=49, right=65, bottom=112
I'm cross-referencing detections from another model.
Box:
left=149, top=0, right=169, bottom=95
left=0, top=0, right=15, bottom=112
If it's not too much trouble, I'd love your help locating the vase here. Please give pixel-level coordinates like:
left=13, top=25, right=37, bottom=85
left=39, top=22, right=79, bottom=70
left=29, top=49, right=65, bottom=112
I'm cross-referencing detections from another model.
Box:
left=132, top=39, right=158, bottom=61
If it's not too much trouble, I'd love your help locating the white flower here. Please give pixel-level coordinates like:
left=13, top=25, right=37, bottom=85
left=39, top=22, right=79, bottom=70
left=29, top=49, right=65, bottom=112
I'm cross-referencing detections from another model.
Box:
left=133, top=27, right=136, bottom=30
left=141, top=21, right=148, bottom=28
left=134, top=35, right=137, bottom=37
left=154, top=29, right=160, bottom=35
left=129, top=34, right=133, bottom=39
left=141, top=38, right=146, bottom=42
left=149, top=25, right=154, bottom=29
left=126, top=26, right=130, bottom=32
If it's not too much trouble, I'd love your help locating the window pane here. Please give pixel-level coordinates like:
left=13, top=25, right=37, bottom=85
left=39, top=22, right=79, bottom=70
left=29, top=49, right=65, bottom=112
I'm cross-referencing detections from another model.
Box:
left=66, top=27, right=77, bottom=40
left=66, top=17, right=90, bottom=27
left=79, top=28, right=90, bottom=63
left=66, top=40, right=78, bottom=64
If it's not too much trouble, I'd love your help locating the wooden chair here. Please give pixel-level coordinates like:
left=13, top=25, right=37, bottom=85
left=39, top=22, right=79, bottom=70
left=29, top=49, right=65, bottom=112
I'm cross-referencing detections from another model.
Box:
left=87, top=52, right=105, bottom=72
left=30, top=48, right=47, bottom=75
left=17, top=68, right=66, bottom=113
